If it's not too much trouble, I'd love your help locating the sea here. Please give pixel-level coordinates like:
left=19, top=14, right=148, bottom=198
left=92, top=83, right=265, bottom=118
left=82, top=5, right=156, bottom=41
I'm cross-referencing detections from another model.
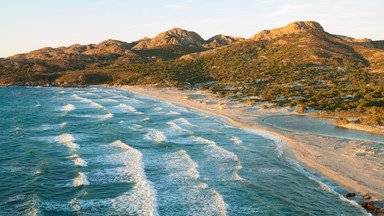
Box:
left=0, top=86, right=368, bottom=215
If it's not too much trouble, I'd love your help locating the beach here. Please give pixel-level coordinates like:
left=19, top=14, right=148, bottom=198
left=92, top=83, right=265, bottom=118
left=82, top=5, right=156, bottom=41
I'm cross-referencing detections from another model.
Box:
left=122, top=85, right=384, bottom=202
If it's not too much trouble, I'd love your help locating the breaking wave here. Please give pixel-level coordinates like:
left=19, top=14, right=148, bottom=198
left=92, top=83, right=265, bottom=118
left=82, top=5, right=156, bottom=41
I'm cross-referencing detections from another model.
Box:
left=66, top=154, right=88, bottom=167
left=189, top=136, right=243, bottom=181
left=144, top=129, right=167, bottom=143
left=109, top=140, right=158, bottom=215
left=115, top=103, right=143, bottom=114
left=54, top=134, right=80, bottom=150
left=164, top=150, right=227, bottom=215
left=72, top=172, right=89, bottom=187
left=59, top=104, right=76, bottom=112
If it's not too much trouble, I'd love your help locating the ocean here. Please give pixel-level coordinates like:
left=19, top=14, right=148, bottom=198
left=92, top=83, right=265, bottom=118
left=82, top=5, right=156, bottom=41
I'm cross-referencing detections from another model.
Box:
left=0, top=86, right=367, bottom=215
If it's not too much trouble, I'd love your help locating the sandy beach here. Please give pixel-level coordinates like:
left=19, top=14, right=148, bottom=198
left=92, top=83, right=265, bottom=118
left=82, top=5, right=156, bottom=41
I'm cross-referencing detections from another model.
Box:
left=121, top=85, right=384, bottom=202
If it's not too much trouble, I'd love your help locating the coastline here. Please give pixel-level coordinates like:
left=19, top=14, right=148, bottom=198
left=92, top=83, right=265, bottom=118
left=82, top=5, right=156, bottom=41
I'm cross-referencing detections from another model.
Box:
left=121, top=85, right=384, bottom=202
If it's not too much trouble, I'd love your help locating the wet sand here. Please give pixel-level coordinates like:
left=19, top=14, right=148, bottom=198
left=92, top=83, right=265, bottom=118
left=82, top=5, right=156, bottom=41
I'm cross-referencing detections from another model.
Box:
left=121, top=85, right=384, bottom=202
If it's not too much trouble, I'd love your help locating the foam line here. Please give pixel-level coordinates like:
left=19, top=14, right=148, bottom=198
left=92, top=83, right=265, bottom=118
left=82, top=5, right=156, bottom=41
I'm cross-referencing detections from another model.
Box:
left=72, top=94, right=104, bottom=109
left=100, top=98, right=118, bottom=102
left=230, top=136, right=247, bottom=150
left=114, top=103, right=143, bottom=114
left=81, top=113, right=113, bottom=119
left=59, top=104, right=76, bottom=112
left=173, top=118, right=194, bottom=126
left=54, top=134, right=80, bottom=150
left=164, top=150, right=227, bottom=215
left=110, top=140, right=158, bottom=215
left=72, top=172, right=89, bottom=187
left=166, top=121, right=193, bottom=135
left=189, top=136, right=243, bottom=180
left=144, top=129, right=166, bottom=143
left=35, top=122, right=67, bottom=131
left=66, top=154, right=88, bottom=167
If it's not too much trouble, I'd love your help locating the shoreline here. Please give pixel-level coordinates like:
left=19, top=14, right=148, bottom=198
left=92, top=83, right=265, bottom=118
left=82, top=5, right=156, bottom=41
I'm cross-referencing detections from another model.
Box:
left=121, top=85, right=384, bottom=203
left=311, top=116, right=384, bottom=136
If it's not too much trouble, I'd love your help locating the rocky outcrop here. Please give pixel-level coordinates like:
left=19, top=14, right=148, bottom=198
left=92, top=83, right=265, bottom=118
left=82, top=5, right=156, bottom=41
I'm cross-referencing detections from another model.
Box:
left=203, top=34, right=244, bottom=48
left=250, top=21, right=324, bottom=41
left=132, top=28, right=205, bottom=50
left=361, top=202, right=384, bottom=215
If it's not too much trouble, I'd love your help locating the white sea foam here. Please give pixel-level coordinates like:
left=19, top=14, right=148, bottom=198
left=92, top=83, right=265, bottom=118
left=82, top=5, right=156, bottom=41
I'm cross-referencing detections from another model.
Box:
left=109, top=140, right=158, bottom=215
left=81, top=113, right=113, bottom=119
left=115, top=103, right=143, bottom=114
left=35, top=122, right=65, bottom=131
left=54, top=134, right=79, bottom=150
left=164, top=150, right=227, bottom=215
left=173, top=118, right=194, bottom=126
left=66, top=154, right=79, bottom=159
left=90, top=102, right=104, bottom=109
left=102, top=113, right=113, bottom=119
left=166, top=121, right=193, bottom=135
left=189, top=136, right=243, bottom=181
left=59, top=104, right=76, bottom=112
left=66, top=154, right=88, bottom=167
left=73, top=94, right=92, bottom=103
left=111, top=95, right=129, bottom=99
left=85, top=92, right=98, bottom=96
left=140, top=117, right=150, bottom=122
left=72, top=94, right=104, bottom=109
left=73, top=158, right=88, bottom=167
left=72, top=172, right=90, bottom=187
left=230, top=136, right=247, bottom=149
left=60, top=122, right=67, bottom=128
left=3, top=194, right=38, bottom=216
left=144, top=129, right=166, bottom=143
left=100, top=98, right=118, bottom=102
left=168, top=111, right=180, bottom=115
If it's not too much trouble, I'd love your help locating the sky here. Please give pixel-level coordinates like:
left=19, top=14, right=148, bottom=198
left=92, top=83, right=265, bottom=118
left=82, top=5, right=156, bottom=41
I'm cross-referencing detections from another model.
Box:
left=1, top=0, right=383, bottom=58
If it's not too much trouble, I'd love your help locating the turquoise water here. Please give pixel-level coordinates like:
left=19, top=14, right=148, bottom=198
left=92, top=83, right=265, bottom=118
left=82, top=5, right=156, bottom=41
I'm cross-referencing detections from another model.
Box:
left=0, top=87, right=367, bottom=215
left=263, top=115, right=384, bottom=144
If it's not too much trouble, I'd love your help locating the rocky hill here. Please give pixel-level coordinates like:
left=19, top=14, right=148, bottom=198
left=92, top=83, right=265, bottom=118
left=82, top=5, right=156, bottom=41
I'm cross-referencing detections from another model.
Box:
left=203, top=34, right=244, bottom=48
left=250, top=21, right=324, bottom=41
left=132, top=28, right=205, bottom=50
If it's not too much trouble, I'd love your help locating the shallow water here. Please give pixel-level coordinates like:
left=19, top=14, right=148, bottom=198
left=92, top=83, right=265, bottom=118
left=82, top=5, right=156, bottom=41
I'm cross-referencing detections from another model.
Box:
left=0, top=87, right=367, bottom=215
left=263, top=115, right=384, bottom=144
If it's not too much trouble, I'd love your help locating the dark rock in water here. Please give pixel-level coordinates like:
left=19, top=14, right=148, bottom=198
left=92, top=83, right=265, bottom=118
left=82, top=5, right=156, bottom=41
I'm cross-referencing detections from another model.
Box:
left=346, top=193, right=356, bottom=197
left=362, top=202, right=384, bottom=215
left=362, top=194, right=371, bottom=200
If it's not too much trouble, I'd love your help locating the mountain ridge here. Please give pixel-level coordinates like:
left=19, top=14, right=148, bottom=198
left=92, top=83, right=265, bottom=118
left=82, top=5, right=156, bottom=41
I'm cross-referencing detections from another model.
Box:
left=1, top=20, right=383, bottom=74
